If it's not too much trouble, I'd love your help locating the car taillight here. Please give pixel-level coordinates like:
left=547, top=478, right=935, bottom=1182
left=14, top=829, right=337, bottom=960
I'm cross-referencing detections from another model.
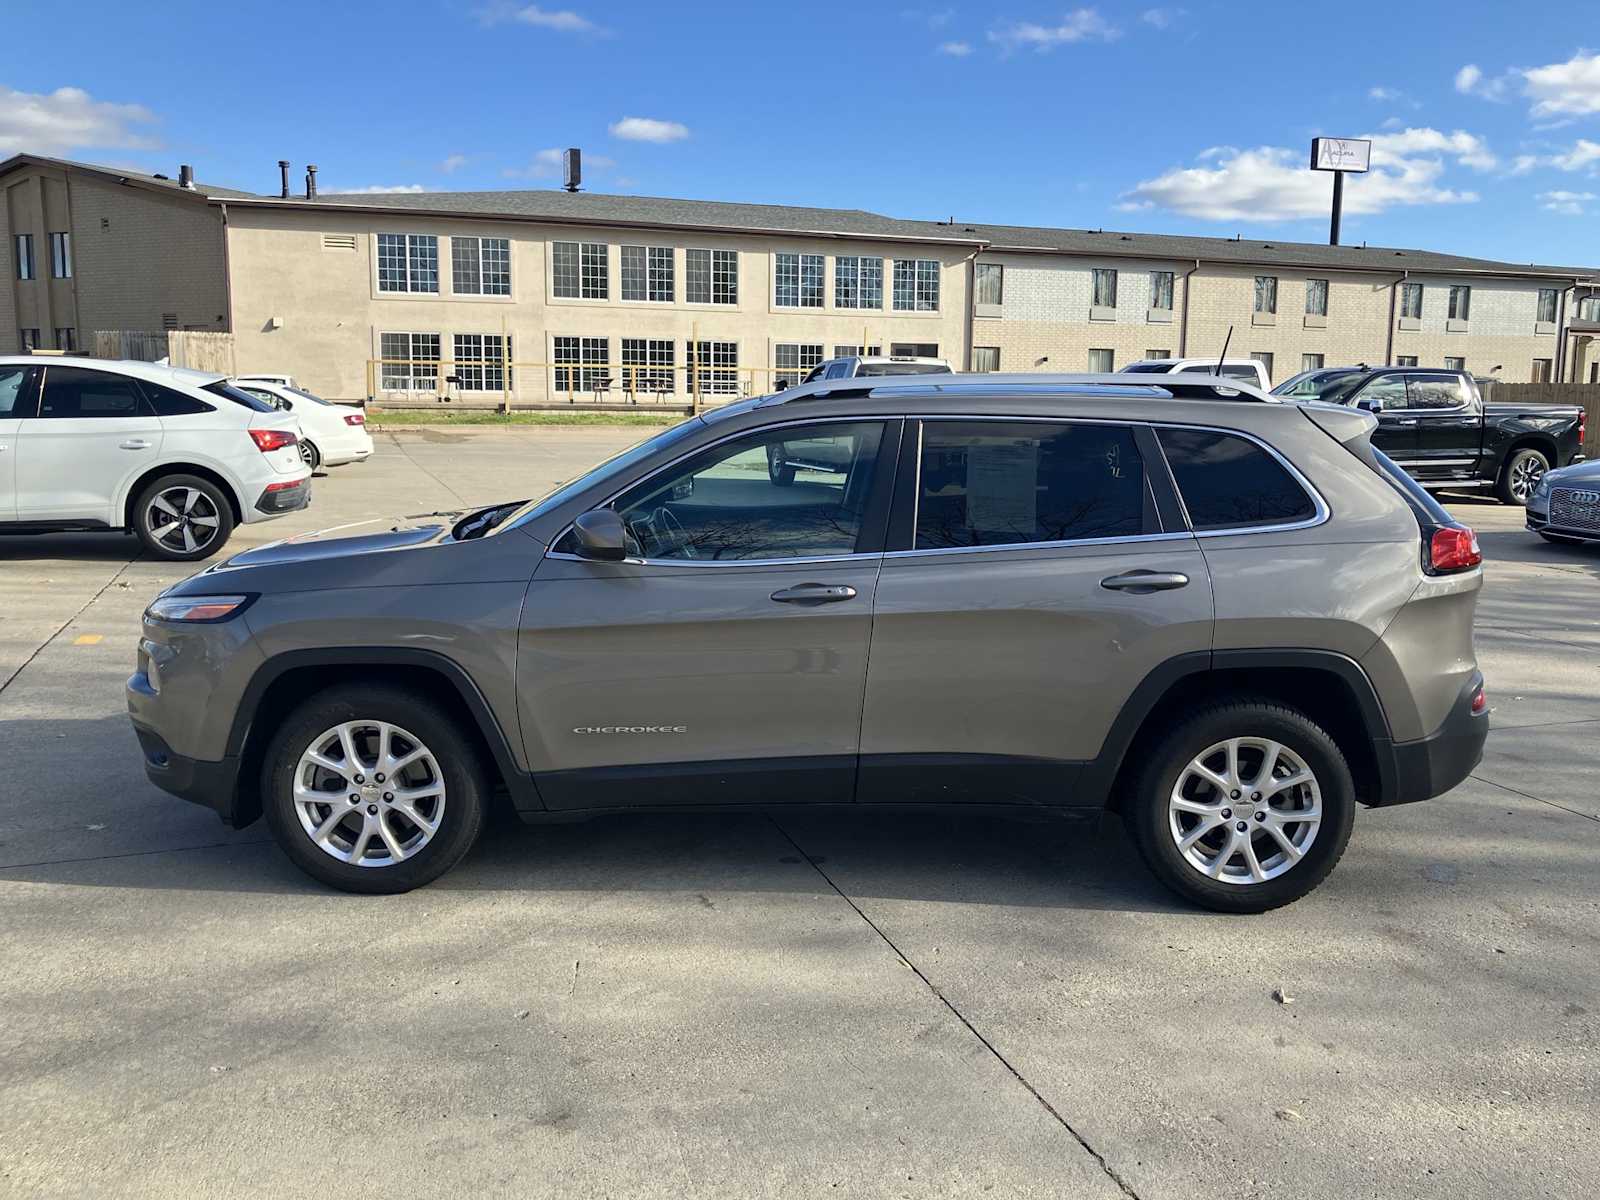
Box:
left=344, top=413, right=365, bottom=426
left=249, top=428, right=299, bottom=453
left=1428, top=525, right=1482, bottom=573
left=1579, top=409, right=1587, bottom=446
left=1470, top=684, right=1488, bottom=715
left=263, top=479, right=304, bottom=492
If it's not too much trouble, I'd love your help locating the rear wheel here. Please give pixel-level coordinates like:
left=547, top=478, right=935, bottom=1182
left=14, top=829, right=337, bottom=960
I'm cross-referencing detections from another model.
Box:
left=1497, top=448, right=1548, bottom=506
left=1123, top=700, right=1356, bottom=913
left=132, top=474, right=235, bottom=561
left=767, top=443, right=795, bottom=486
left=299, top=438, right=322, bottom=472
left=262, top=685, right=488, bottom=894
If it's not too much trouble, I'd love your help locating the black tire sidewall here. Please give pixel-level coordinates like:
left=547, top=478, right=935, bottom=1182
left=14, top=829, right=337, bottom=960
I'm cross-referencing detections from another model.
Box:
left=133, top=473, right=236, bottom=561
left=1126, top=703, right=1356, bottom=913
left=262, top=687, right=487, bottom=894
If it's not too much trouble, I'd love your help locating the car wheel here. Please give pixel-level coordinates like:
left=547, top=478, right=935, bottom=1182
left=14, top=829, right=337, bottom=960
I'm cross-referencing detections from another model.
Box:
left=132, top=474, right=236, bottom=562
left=299, top=438, right=322, bottom=473
left=1497, top=448, right=1549, bottom=506
left=767, top=443, right=796, bottom=487
left=1123, top=700, right=1356, bottom=913
left=262, top=685, right=489, bottom=894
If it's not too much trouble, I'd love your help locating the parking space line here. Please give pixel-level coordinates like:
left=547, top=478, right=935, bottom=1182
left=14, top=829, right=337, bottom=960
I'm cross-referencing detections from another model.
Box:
left=1469, top=774, right=1600, bottom=824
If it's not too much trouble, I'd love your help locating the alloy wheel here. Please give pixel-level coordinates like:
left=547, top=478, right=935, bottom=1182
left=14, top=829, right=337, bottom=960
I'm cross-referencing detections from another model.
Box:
left=146, top=486, right=222, bottom=556
left=1510, top=455, right=1545, bottom=503
left=1167, top=737, right=1322, bottom=884
left=292, top=720, right=447, bottom=867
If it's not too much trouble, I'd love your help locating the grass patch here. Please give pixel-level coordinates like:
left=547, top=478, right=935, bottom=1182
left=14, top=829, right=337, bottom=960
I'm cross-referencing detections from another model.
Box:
left=367, top=408, right=684, bottom=428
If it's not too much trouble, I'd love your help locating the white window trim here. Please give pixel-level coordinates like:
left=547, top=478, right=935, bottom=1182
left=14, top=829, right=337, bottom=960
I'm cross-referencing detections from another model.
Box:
left=548, top=239, right=612, bottom=305
left=449, top=235, right=514, bottom=302
left=373, top=233, right=440, bottom=297
left=772, top=251, right=827, bottom=311
left=682, top=246, right=740, bottom=308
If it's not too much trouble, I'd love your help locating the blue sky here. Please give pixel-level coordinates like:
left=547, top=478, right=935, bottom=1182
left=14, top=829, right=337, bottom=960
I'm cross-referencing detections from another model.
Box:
left=3, top=1, right=1598, bottom=265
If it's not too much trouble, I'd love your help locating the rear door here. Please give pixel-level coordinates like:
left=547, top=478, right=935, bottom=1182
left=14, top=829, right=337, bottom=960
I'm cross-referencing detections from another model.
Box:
left=0, top=365, right=36, bottom=521
left=1403, top=372, right=1482, bottom=481
left=13, top=365, right=164, bottom=523
left=858, top=417, right=1214, bottom=807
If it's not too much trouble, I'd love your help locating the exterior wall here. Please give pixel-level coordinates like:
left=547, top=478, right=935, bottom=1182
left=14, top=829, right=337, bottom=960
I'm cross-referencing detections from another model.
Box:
left=224, top=205, right=973, bottom=402
left=0, top=164, right=227, bottom=355
left=1389, top=276, right=1562, bottom=381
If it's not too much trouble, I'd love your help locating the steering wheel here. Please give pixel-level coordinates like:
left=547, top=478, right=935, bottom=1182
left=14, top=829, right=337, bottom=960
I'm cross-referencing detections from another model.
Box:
left=653, top=506, right=697, bottom=559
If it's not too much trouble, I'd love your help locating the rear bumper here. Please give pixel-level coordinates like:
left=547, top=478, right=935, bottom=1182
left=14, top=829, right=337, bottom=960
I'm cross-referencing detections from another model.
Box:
left=253, top=477, right=311, bottom=516
left=1378, top=673, right=1488, bottom=806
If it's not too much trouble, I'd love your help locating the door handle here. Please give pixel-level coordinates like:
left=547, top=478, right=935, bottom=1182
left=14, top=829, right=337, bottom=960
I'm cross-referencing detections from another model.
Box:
left=119, top=439, right=152, bottom=450
left=1396, top=419, right=1418, bottom=426
left=1101, top=571, right=1189, bottom=594
left=770, top=583, right=858, bottom=605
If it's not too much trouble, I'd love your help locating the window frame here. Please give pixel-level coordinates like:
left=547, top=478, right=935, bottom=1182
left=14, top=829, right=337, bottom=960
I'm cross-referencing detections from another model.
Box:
left=891, top=259, right=941, bottom=312
left=1448, top=285, right=1471, bottom=322
left=450, top=235, right=511, bottom=297
left=551, top=240, right=609, bottom=300
left=376, top=233, right=439, bottom=294
left=1253, top=275, right=1278, bottom=315
left=49, top=232, right=71, bottom=279
left=835, top=255, right=885, bottom=310
left=1149, top=270, right=1175, bottom=312
left=774, top=251, right=825, bottom=309
left=1305, top=278, right=1329, bottom=317
left=684, top=247, right=738, bottom=305
left=35, top=364, right=154, bottom=419
left=1399, top=282, right=1424, bottom=320
left=620, top=244, right=675, bottom=303
left=1091, top=268, right=1118, bottom=309
left=378, top=331, right=442, bottom=392
left=1536, top=288, right=1559, bottom=325
left=14, top=233, right=34, bottom=280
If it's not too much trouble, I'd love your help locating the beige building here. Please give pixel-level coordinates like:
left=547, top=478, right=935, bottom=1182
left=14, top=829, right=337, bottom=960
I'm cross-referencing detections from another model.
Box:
left=3, top=152, right=1595, bottom=399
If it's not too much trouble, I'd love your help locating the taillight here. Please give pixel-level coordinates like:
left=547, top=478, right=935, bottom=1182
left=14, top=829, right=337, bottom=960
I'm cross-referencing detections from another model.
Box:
left=249, top=428, right=299, bottom=453
left=344, top=413, right=365, bottom=426
left=1427, top=525, right=1482, bottom=573
left=1579, top=409, right=1587, bottom=446
left=1470, top=685, right=1488, bottom=715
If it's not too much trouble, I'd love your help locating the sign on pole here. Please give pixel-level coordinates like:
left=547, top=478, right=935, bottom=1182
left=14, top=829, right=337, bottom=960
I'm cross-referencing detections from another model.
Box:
left=1310, top=137, right=1372, bottom=173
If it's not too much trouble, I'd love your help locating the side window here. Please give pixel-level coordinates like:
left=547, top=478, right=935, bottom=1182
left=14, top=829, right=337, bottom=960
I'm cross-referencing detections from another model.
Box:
left=915, top=421, right=1149, bottom=550
left=0, top=365, right=32, bottom=416
left=1219, top=364, right=1259, bottom=382
left=1405, top=373, right=1468, bottom=410
left=1355, top=375, right=1408, bottom=411
left=37, top=367, right=148, bottom=419
left=825, top=361, right=853, bottom=380
left=609, top=421, right=886, bottom=561
left=1157, top=428, right=1317, bottom=530
left=141, top=381, right=215, bottom=417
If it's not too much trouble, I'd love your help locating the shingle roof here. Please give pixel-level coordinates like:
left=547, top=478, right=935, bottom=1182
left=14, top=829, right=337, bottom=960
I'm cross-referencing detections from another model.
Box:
left=0, top=153, right=260, bottom=199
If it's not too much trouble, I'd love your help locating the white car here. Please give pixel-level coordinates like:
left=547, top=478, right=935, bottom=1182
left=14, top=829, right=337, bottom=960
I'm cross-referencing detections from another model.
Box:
left=0, top=357, right=310, bottom=561
left=801, top=355, right=952, bottom=383
left=230, top=379, right=374, bottom=472
left=235, top=373, right=296, bottom=388
left=1119, top=357, right=1273, bottom=390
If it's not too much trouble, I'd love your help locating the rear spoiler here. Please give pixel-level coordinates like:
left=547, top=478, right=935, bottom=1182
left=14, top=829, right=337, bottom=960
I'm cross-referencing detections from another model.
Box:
left=1300, top=401, right=1378, bottom=446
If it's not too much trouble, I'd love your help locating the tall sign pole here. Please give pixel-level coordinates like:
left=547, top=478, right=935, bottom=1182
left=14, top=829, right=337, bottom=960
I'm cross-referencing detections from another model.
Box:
left=1310, top=137, right=1372, bottom=246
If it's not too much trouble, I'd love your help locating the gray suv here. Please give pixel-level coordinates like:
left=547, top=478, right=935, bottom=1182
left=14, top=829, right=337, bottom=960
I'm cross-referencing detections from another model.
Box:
left=128, top=373, right=1489, bottom=912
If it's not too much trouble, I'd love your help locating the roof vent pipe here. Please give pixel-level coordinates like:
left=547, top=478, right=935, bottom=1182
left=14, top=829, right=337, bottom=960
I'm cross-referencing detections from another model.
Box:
left=305, top=164, right=317, bottom=199
left=278, top=160, right=290, bottom=199
left=178, top=164, right=194, bottom=189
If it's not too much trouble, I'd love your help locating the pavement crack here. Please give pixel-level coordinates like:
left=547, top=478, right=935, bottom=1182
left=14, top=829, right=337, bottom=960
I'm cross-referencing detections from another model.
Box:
left=1470, top=774, right=1599, bottom=824
left=383, top=431, right=468, bottom=505
left=766, top=814, right=1143, bottom=1200
left=0, top=838, right=274, bottom=872
left=0, top=552, right=142, bottom=697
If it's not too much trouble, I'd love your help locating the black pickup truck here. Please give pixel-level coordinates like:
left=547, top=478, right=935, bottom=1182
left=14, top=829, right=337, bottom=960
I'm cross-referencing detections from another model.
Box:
left=1273, top=367, right=1586, bottom=504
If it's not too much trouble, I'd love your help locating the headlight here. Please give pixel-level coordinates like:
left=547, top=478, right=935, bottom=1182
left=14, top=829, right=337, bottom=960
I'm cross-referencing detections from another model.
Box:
left=145, top=594, right=255, bottom=623
left=1531, top=474, right=1552, bottom=501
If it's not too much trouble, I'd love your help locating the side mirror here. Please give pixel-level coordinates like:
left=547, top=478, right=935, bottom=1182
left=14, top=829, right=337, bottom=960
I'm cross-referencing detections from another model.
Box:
left=1356, top=397, right=1381, bottom=414
left=572, top=508, right=628, bottom=562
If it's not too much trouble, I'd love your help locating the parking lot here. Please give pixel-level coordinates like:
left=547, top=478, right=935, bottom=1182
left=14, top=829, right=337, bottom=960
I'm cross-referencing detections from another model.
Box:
left=2, top=424, right=1597, bottom=1199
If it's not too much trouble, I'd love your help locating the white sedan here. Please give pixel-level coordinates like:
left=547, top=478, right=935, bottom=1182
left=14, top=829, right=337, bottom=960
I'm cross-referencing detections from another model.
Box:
left=230, top=380, right=374, bottom=472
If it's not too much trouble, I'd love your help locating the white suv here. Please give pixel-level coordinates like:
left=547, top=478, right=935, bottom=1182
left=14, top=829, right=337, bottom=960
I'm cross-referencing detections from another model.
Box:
left=230, top=379, right=375, bottom=472
left=0, top=357, right=310, bottom=561
left=1120, top=357, right=1273, bottom=390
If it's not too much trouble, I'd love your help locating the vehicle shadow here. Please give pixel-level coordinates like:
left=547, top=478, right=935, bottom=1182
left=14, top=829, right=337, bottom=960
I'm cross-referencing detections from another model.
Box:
left=0, top=532, right=141, bottom=562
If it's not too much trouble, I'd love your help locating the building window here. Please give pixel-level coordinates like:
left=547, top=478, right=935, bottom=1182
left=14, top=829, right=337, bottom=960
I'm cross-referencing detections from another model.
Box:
left=1536, top=288, right=1559, bottom=324
left=975, top=263, right=1004, bottom=306
left=1088, top=348, right=1115, bottom=372
left=1254, top=276, right=1278, bottom=314
left=1579, top=295, right=1600, bottom=322
left=1396, top=355, right=1418, bottom=367
left=891, top=342, right=938, bottom=358
left=971, top=346, right=1000, bottom=373
left=834, top=344, right=881, bottom=357
left=688, top=340, right=740, bottom=394
left=1532, top=358, right=1553, bottom=382
left=14, top=234, right=34, bottom=280
left=376, top=233, right=439, bottom=293
left=553, top=335, right=611, bottom=392
left=775, top=342, right=825, bottom=388
left=835, top=256, right=884, bottom=309
left=49, top=232, right=72, bottom=279
left=1305, top=279, right=1328, bottom=317
left=1251, top=352, right=1274, bottom=378
left=1145, top=349, right=1172, bottom=361
left=452, top=334, right=513, bottom=391
left=449, top=236, right=510, bottom=296
left=1443, top=356, right=1466, bottom=371
left=621, top=338, right=676, bottom=393
left=774, top=253, right=824, bottom=308
left=1091, top=268, right=1118, bottom=309
left=685, top=248, right=737, bottom=305
left=19, top=327, right=41, bottom=351
left=621, top=245, right=675, bottom=303
left=552, top=241, right=608, bottom=299
left=1149, top=271, right=1174, bottom=311
left=1400, top=283, right=1423, bottom=320
left=1301, top=353, right=1324, bottom=372
left=892, top=259, right=940, bottom=311
left=54, top=327, right=76, bottom=351
left=1448, top=286, right=1471, bottom=321
left=379, top=332, right=440, bottom=390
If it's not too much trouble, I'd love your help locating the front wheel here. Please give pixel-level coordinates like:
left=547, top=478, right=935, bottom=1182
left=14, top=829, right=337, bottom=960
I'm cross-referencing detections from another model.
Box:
left=1123, top=700, right=1356, bottom=913
left=262, top=685, right=488, bottom=894
left=133, top=474, right=236, bottom=561
left=1497, top=448, right=1549, bottom=506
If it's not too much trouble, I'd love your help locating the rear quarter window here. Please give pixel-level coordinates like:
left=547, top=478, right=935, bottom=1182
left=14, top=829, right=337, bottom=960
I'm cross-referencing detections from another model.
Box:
left=203, top=381, right=278, bottom=413
left=140, top=381, right=215, bottom=416
left=1157, top=427, right=1317, bottom=530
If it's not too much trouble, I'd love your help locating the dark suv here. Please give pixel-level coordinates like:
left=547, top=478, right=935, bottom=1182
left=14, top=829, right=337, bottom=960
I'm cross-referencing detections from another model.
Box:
left=128, top=373, right=1489, bottom=912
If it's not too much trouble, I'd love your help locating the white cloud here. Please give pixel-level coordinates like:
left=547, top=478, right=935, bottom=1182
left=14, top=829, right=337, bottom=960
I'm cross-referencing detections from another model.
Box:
left=1140, top=8, right=1184, bottom=30
left=0, top=84, right=159, bottom=155
left=938, top=40, right=972, bottom=55
left=439, top=153, right=467, bottom=173
left=1119, top=128, right=1492, bottom=222
left=1511, top=138, right=1600, bottom=174
left=1454, top=64, right=1482, bottom=93
left=988, top=9, right=1119, bottom=52
left=1538, top=189, right=1596, bottom=215
left=1524, top=50, right=1600, bottom=118
left=476, top=3, right=600, bottom=33
left=336, top=184, right=429, bottom=194
left=609, top=116, right=689, bottom=143
left=503, top=147, right=615, bottom=179
left=1455, top=62, right=1512, bottom=101
left=1368, top=86, right=1399, bottom=101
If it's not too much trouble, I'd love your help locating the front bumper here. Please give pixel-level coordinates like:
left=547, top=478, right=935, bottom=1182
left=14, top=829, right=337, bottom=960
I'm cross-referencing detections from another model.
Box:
left=130, top=718, right=246, bottom=825
left=1526, top=500, right=1600, bottom=543
left=1382, top=672, right=1488, bottom=806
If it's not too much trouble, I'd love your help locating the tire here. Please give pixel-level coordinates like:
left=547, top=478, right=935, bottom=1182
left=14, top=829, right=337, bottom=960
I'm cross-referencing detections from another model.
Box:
left=767, top=444, right=796, bottom=487
left=261, top=684, right=489, bottom=894
left=1123, top=699, right=1356, bottom=914
left=1497, top=447, right=1549, bottom=506
left=132, top=473, right=236, bottom=562
left=299, top=438, right=322, bottom=473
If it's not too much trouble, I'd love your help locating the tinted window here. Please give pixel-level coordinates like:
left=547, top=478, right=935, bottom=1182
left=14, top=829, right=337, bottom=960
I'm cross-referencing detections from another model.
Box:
left=203, top=381, right=277, bottom=412
left=141, top=381, right=215, bottom=417
left=916, top=421, right=1148, bottom=549
left=38, top=367, right=147, bottom=418
left=1157, top=428, right=1316, bottom=530
left=611, top=421, right=885, bottom=561
left=238, top=386, right=286, bottom=409
left=1355, top=375, right=1408, bottom=411
left=1406, top=373, right=1469, bottom=409
left=857, top=362, right=949, bottom=376
left=1120, top=362, right=1173, bottom=374
left=0, top=365, right=29, bottom=416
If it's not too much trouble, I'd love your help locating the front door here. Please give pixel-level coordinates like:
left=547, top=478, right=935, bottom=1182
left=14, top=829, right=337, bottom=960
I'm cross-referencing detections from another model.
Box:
left=1347, top=373, right=1419, bottom=464
left=518, top=418, right=899, bottom=810
left=1403, top=372, right=1482, bottom=481
left=0, top=365, right=34, bottom=521
left=13, top=365, right=164, bottom=523
left=859, top=418, right=1214, bottom=807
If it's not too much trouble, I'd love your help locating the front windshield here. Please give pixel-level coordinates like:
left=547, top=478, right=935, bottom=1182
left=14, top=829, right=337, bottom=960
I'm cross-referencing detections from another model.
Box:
left=510, top=415, right=705, bottom=531
left=1272, top=369, right=1359, bottom=398
left=1316, top=374, right=1370, bottom=405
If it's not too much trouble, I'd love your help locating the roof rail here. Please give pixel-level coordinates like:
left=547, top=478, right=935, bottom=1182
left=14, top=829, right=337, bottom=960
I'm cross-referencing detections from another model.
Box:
left=763, top=371, right=1276, bottom=406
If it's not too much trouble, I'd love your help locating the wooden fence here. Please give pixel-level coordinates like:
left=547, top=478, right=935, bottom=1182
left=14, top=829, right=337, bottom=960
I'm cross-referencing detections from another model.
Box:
left=1482, top=382, right=1600, bottom=457
left=93, top=330, right=237, bottom=375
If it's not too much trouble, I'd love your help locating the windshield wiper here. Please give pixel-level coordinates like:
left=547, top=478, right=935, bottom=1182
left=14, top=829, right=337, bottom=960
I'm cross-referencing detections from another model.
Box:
left=452, top=501, right=526, bottom=541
